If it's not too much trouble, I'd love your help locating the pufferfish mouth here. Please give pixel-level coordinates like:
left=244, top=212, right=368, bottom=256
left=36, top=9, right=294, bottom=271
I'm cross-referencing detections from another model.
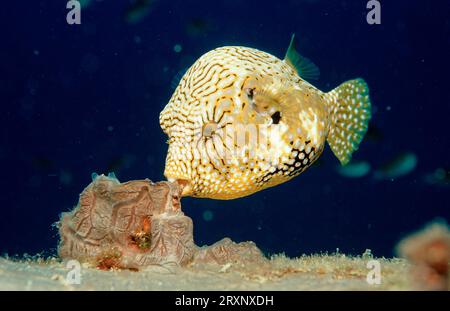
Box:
left=166, top=178, right=192, bottom=197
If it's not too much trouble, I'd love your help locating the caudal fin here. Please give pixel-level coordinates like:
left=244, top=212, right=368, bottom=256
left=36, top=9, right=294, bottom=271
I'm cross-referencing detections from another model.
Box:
left=326, top=78, right=371, bottom=165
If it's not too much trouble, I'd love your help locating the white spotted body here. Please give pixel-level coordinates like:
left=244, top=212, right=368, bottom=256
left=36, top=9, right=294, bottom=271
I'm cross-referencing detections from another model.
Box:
left=160, top=36, right=371, bottom=199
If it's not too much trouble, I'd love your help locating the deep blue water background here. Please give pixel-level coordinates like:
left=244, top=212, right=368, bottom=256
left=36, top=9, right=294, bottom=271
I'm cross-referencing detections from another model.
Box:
left=1, top=0, right=449, bottom=258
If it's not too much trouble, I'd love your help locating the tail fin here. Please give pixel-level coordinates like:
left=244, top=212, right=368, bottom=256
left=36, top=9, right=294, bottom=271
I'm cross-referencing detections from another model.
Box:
left=326, top=78, right=371, bottom=165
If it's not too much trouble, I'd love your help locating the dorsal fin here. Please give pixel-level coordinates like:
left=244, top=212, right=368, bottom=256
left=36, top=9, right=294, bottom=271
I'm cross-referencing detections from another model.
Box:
left=284, top=34, right=320, bottom=81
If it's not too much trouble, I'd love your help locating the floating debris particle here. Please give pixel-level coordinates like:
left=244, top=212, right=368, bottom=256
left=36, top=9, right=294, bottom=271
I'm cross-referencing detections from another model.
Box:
left=124, top=0, right=155, bottom=24
left=202, top=210, right=214, bottom=222
left=337, top=160, right=371, bottom=178
left=424, top=168, right=450, bottom=187
left=78, top=0, right=92, bottom=9
left=173, top=44, right=182, bottom=53
left=374, top=152, right=417, bottom=180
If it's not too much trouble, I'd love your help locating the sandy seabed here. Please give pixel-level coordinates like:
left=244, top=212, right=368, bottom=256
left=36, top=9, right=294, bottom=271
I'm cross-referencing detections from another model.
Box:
left=0, top=254, right=410, bottom=291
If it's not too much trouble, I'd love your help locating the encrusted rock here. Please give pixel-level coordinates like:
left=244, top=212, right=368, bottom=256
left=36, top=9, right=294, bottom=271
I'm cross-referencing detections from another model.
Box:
left=193, top=238, right=265, bottom=266
left=396, top=221, right=450, bottom=290
left=58, top=175, right=196, bottom=270
left=58, top=175, right=266, bottom=271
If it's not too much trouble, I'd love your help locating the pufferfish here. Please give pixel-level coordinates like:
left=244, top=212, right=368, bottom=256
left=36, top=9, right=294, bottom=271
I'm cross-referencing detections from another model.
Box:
left=160, top=35, right=371, bottom=199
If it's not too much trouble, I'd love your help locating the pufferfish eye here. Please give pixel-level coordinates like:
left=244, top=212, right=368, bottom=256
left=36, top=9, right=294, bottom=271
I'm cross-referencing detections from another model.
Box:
left=271, top=111, right=282, bottom=124
left=245, top=87, right=255, bottom=99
